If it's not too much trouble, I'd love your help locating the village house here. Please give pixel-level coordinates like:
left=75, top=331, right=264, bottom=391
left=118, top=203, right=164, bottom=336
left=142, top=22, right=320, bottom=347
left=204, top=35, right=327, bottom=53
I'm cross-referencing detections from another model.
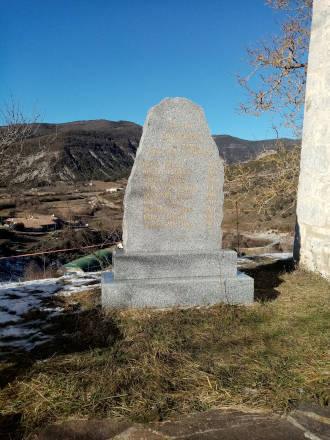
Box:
left=4, top=214, right=61, bottom=232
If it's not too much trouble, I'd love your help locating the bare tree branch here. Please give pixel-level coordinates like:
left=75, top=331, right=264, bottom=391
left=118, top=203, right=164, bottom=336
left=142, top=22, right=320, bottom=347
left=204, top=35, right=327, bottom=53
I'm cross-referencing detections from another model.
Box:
left=225, top=140, right=301, bottom=220
left=237, top=0, right=312, bottom=136
left=0, top=95, right=41, bottom=167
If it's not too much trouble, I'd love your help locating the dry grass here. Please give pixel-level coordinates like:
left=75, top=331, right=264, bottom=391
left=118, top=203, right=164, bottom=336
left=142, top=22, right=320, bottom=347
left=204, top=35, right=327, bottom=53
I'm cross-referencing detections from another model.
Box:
left=223, top=147, right=300, bottom=232
left=59, top=286, right=101, bottom=310
left=0, top=269, right=329, bottom=439
left=22, top=262, right=61, bottom=281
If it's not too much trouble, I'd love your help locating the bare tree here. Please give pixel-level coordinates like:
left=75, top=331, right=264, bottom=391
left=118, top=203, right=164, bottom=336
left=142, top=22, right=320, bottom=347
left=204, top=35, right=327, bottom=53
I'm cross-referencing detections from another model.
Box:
left=237, top=0, right=312, bottom=136
left=0, top=95, right=41, bottom=167
left=224, top=139, right=301, bottom=221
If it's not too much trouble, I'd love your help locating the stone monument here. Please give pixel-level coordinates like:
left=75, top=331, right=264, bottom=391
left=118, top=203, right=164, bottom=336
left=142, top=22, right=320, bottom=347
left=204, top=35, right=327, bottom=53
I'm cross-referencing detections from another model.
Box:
left=102, top=98, right=254, bottom=307
left=294, top=0, right=330, bottom=280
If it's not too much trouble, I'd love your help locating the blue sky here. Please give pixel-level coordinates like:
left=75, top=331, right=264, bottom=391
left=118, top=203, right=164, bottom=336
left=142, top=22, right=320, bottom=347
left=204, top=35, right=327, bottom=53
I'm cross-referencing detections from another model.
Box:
left=1, top=0, right=293, bottom=140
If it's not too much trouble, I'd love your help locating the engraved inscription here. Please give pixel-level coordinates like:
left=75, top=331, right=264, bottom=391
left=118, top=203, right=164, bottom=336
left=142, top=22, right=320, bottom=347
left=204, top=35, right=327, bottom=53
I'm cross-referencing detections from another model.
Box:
left=141, top=127, right=207, bottom=229
left=205, top=162, right=218, bottom=227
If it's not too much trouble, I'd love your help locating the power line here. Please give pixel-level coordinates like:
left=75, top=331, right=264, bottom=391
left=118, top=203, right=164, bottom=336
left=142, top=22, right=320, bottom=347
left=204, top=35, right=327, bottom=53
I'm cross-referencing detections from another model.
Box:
left=0, top=242, right=117, bottom=260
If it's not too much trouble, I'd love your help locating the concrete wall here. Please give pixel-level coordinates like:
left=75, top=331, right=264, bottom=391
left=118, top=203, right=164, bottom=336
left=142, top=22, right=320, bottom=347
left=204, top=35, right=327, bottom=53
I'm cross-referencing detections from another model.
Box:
left=294, top=0, right=330, bottom=279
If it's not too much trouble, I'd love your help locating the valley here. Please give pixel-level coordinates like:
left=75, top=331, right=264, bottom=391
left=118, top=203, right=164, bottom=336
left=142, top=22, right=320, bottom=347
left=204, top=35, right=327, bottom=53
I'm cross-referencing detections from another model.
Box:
left=0, top=146, right=297, bottom=282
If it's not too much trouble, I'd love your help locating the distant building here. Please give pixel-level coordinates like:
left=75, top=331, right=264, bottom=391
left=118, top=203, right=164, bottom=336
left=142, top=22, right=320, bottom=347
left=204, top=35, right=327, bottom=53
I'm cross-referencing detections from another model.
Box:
left=4, top=214, right=61, bottom=232
left=106, top=187, right=124, bottom=193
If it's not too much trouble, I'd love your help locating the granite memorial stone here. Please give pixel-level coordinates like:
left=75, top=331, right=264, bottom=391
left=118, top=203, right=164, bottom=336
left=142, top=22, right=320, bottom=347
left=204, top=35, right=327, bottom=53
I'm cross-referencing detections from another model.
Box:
left=102, top=97, right=253, bottom=307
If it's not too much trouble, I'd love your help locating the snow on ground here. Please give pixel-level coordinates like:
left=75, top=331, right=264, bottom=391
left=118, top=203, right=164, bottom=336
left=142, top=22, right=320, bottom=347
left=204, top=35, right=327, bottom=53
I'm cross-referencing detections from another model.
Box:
left=0, top=253, right=294, bottom=357
left=258, top=252, right=293, bottom=260
left=0, top=272, right=101, bottom=357
left=238, top=252, right=293, bottom=268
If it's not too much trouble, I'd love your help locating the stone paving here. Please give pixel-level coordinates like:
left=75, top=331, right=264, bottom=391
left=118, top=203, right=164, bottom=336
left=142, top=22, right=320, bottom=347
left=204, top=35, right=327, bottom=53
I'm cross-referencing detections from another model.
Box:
left=38, top=405, right=330, bottom=440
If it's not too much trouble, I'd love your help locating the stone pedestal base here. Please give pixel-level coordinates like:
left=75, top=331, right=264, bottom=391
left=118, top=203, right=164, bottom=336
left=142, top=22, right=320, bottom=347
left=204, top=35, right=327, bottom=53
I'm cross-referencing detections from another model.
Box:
left=102, top=250, right=254, bottom=308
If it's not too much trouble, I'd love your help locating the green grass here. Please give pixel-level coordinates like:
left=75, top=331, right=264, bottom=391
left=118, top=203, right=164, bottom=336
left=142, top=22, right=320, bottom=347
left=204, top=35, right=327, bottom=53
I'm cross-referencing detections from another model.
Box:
left=0, top=269, right=329, bottom=438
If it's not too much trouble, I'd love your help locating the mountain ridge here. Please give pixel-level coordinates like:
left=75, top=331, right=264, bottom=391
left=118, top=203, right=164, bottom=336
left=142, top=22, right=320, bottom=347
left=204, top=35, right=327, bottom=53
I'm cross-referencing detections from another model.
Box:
left=0, top=119, right=300, bottom=187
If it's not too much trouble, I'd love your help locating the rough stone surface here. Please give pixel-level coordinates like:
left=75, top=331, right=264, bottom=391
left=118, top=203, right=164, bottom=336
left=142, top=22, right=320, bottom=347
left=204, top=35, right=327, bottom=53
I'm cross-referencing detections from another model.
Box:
left=37, top=407, right=330, bottom=440
left=113, top=249, right=237, bottom=280
left=123, top=97, right=224, bottom=253
left=102, top=98, right=254, bottom=307
left=288, top=404, right=330, bottom=440
left=37, top=419, right=133, bottom=440
left=113, top=426, right=166, bottom=439
left=294, top=0, right=330, bottom=280
left=102, top=271, right=253, bottom=308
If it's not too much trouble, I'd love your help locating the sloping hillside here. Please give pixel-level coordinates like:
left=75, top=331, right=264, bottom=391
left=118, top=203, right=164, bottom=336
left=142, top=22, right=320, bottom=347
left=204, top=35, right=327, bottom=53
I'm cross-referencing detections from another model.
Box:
left=0, top=120, right=142, bottom=187
left=213, top=135, right=299, bottom=164
left=0, top=119, right=300, bottom=187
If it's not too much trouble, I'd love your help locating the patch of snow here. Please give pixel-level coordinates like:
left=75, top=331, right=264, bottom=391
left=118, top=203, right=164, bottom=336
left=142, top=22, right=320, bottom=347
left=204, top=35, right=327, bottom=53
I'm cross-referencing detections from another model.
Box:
left=237, top=252, right=293, bottom=268
left=1, top=324, right=40, bottom=340
left=237, top=257, right=254, bottom=264
left=59, top=273, right=101, bottom=295
left=258, top=252, right=293, bottom=259
left=0, top=271, right=101, bottom=357
left=0, top=311, right=21, bottom=324
left=40, top=306, right=64, bottom=313
left=0, top=277, right=63, bottom=290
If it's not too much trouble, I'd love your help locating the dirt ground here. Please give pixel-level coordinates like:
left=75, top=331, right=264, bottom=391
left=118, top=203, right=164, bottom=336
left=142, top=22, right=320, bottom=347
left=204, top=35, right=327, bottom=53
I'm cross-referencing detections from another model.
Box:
left=0, top=172, right=296, bottom=273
